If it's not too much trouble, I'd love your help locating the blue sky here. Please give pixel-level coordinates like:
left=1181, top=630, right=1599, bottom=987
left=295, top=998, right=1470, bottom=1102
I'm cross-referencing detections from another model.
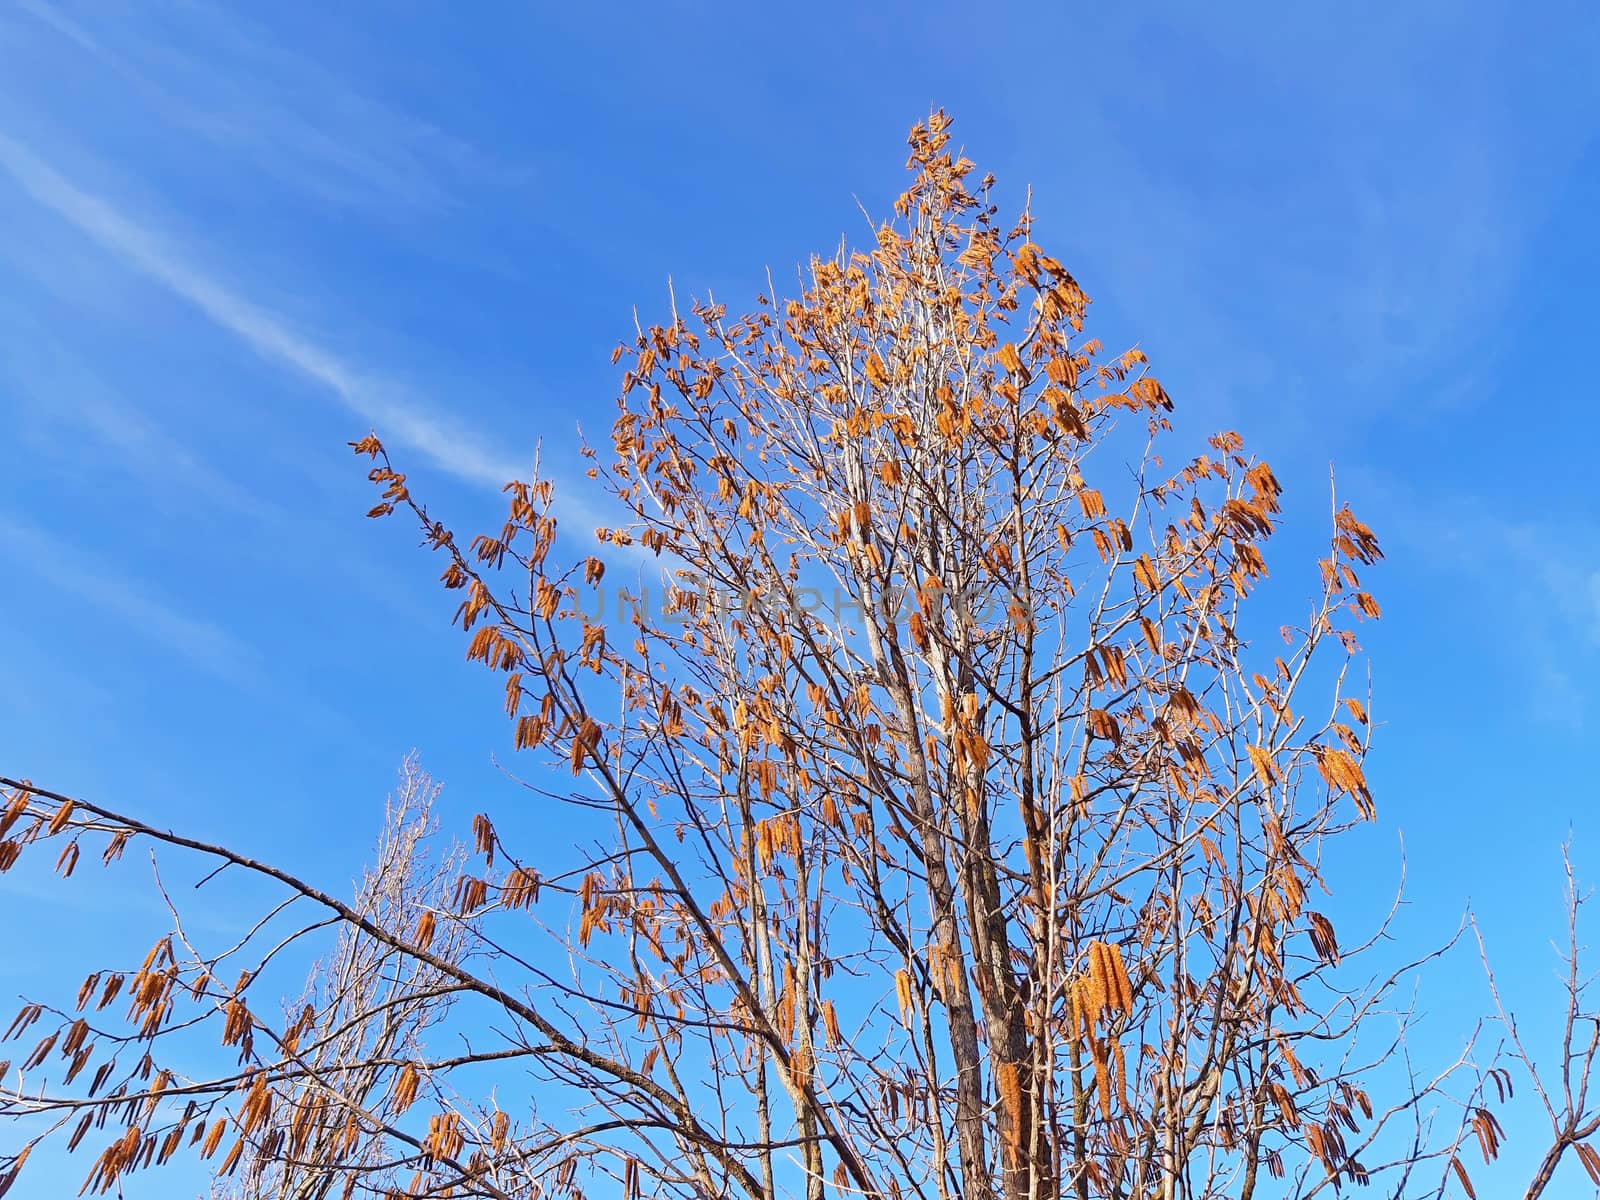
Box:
left=2, top=0, right=1599, bottom=1194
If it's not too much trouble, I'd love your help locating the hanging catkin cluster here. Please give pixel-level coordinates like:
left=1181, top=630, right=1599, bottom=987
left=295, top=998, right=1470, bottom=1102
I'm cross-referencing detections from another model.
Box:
left=1071, top=941, right=1135, bottom=1118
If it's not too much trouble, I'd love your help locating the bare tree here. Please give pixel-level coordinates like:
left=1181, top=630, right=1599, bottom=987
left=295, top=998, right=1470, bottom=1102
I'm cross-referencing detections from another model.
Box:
left=209, top=754, right=472, bottom=1200
left=0, top=110, right=1586, bottom=1200
left=1470, top=846, right=1600, bottom=1198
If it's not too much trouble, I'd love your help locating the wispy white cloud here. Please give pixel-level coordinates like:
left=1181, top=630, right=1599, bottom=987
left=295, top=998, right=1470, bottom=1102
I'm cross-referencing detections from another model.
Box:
left=0, top=131, right=524, bottom=490
left=0, top=514, right=258, bottom=684
left=1398, top=506, right=1599, bottom=649
left=8, top=0, right=508, bottom=216
left=1009, top=5, right=1594, bottom=453
left=0, top=326, right=279, bottom=521
left=1353, top=468, right=1600, bottom=727
left=1589, top=573, right=1600, bottom=648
